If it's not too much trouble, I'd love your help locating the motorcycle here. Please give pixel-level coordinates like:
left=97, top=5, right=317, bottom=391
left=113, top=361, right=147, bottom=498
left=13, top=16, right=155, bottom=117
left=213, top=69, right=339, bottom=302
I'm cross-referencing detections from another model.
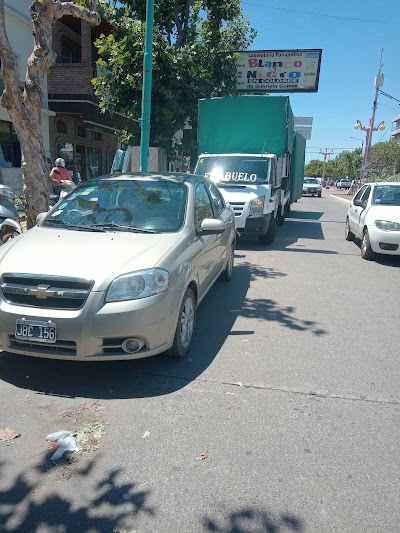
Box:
left=49, top=180, right=77, bottom=208
left=0, top=184, right=23, bottom=244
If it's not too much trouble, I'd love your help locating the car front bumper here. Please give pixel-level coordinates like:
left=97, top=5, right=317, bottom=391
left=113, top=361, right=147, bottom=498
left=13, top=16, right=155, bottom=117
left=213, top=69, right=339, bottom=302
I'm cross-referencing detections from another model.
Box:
left=368, top=225, right=400, bottom=255
left=0, top=289, right=181, bottom=361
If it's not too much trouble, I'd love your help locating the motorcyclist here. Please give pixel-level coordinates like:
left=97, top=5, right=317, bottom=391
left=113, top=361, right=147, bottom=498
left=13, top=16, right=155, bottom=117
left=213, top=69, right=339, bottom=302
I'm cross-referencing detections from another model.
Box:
left=49, top=158, right=74, bottom=196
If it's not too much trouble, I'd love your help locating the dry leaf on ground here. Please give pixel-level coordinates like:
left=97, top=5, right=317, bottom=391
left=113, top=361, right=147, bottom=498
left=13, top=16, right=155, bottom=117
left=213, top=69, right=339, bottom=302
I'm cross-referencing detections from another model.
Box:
left=0, top=428, right=21, bottom=442
left=196, top=451, right=209, bottom=461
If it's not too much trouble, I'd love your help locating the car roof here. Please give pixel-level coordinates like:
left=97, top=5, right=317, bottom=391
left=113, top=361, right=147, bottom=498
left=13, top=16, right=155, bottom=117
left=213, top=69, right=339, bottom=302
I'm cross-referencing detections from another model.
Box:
left=368, top=182, right=400, bottom=187
left=90, top=171, right=202, bottom=186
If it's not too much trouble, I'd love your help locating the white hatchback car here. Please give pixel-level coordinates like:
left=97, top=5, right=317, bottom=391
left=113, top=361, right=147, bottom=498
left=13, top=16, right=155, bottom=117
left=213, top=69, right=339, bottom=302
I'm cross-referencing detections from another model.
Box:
left=345, top=182, right=400, bottom=260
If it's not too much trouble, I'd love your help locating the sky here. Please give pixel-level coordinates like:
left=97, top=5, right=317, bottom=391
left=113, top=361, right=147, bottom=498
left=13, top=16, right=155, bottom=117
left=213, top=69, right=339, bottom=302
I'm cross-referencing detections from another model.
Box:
left=240, top=0, right=400, bottom=163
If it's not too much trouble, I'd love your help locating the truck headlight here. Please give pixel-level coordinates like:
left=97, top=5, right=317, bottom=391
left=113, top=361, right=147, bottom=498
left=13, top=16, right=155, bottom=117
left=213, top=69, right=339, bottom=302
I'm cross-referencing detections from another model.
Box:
left=374, top=220, right=400, bottom=231
left=106, top=269, right=169, bottom=302
left=250, top=196, right=264, bottom=216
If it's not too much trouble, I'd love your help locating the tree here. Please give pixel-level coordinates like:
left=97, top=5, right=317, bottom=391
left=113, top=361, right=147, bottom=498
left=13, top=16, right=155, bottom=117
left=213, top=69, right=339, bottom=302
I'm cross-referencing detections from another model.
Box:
left=92, top=0, right=256, bottom=166
left=334, top=148, right=362, bottom=179
left=368, top=141, right=400, bottom=181
left=304, top=159, right=323, bottom=177
left=0, top=1, right=100, bottom=228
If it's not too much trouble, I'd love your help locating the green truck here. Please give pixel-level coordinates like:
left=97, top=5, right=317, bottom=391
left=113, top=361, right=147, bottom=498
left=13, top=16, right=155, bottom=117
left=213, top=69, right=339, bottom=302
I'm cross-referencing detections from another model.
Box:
left=194, top=96, right=305, bottom=244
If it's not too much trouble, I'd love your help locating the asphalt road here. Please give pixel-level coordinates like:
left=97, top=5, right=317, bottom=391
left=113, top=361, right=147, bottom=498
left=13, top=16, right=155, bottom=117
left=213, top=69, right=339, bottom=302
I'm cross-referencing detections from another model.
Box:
left=1, top=194, right=399, bottom=533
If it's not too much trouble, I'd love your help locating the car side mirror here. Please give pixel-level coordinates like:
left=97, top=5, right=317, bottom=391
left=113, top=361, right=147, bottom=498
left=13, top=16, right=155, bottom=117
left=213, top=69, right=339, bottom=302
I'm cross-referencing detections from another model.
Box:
left=199, top=218, right=225, bottom=235
left=353, top=199, right=364, bottom=208
left=36, top=212, right=47, bottom=224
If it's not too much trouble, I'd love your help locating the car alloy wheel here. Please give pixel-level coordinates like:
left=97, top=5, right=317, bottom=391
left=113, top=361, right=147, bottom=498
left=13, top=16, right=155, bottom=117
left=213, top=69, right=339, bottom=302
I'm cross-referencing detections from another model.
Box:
left=180, top=293, right=195, bottom=348
left=361, top=229, right=375, bottom=260
left=345, top=218, right=355, bottom=241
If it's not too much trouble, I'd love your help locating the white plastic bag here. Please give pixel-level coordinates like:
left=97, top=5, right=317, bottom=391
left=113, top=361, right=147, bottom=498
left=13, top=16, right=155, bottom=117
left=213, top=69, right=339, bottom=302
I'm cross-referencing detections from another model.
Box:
left=46, top=430, right=82, bottom=461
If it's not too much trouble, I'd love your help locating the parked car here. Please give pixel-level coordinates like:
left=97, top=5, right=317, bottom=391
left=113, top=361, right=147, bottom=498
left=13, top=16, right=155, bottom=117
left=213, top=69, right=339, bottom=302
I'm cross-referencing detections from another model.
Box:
left=0, top=172, right=236, bottom=360
left=345, top=182, right=400, bottom=260
left=302, top=177, right=322, bottom=197
left=337, top=179, right=351, bottom=189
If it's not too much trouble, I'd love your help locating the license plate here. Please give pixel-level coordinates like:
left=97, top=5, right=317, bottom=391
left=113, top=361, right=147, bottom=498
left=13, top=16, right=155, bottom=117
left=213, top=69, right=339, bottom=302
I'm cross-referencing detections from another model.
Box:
left=15, top=319, right=57, bottom=343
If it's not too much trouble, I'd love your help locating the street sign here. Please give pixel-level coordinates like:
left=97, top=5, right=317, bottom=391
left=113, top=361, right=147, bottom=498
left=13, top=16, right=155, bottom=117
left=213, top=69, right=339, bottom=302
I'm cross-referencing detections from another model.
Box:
left=294, top=126, right=312, bottom=140
left=294, top=117, right=313, bottom=126
left=236, top=49, right=322, bottom=93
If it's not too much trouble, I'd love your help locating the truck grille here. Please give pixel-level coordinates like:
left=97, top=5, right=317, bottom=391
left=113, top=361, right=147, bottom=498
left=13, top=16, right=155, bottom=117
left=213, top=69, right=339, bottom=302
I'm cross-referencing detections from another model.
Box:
left=0, top=273, right=94, bottom=310
left=229, top=202, right=246, bottom=217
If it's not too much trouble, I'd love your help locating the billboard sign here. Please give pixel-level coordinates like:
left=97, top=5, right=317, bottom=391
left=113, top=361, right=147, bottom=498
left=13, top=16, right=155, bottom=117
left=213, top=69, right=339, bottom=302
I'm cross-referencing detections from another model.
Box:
left=236, top=49, right=322, bottom=93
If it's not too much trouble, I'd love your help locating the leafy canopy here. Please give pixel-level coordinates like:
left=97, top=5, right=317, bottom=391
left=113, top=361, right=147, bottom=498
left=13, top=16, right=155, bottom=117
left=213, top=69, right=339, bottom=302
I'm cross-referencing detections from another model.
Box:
left=92, top=0, right=256, bottom=157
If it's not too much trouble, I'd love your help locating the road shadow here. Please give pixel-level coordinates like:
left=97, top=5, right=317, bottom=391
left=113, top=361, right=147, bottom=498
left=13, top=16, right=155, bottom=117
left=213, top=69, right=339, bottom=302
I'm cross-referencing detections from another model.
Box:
left=203, top=505, right=304, bottom=532
left=0, top=459, right=154, bottom=533
left=0, top=260, right=325, bottom=399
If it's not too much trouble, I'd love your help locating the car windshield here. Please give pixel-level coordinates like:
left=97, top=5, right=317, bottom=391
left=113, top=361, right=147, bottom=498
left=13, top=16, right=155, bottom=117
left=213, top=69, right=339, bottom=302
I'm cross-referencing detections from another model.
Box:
left=304, top=178, right=319, bottom=184
left=372, top=185, right=400, bottom=206
left=196, top=156, right=270, bottom=185
left=42, top=178, right=187, bottom=232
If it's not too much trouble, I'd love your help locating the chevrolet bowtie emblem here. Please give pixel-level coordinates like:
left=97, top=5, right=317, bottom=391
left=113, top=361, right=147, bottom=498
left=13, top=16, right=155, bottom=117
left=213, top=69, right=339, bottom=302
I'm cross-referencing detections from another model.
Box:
left=28, top=284, right=56, bottom=299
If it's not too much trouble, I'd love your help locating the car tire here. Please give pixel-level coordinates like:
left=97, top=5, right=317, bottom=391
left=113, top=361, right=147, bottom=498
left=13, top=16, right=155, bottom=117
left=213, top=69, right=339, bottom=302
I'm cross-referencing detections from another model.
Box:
left=318, top=192, right=321, bottom=197
left=277, top=209, right=285, bottom=226
left=165, top=288, right=196, bottom=358
left=258, top=214, right=276, bottom=245
left=361, top=229, right=375, bottom=260
left=220, top=242, right=234, bottom=281
left=345, top=217, right=355, bottom=241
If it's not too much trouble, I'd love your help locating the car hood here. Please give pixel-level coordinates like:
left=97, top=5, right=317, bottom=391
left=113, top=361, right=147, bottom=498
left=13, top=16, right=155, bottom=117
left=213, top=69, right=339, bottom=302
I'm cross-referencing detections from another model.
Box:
left=367, top=205, right=400, bottom=224
left=0, top=226, right=181, bottom=291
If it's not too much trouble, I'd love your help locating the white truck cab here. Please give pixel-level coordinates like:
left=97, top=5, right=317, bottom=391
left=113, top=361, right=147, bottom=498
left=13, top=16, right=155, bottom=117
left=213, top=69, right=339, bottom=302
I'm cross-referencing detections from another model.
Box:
left=195, top=153, right=288, bottom=244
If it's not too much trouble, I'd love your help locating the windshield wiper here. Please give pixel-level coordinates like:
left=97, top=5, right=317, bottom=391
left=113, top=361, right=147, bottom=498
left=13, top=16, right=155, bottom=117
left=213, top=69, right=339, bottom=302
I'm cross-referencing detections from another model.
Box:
left=88, top=223, right=158, bottom=233
left=43, top=219, right=105, bottom=232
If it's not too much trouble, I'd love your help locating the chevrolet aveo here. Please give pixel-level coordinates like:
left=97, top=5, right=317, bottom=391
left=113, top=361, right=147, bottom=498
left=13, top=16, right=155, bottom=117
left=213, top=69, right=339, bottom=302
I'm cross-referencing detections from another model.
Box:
left=0, top=173, right=236, bottom=360
left=345, top=182, right=400, bottom=260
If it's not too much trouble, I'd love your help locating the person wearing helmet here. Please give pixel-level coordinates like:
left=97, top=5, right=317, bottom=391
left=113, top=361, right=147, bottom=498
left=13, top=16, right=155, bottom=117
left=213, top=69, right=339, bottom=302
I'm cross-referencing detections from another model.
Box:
left=49, top=158, right=74, bottom=195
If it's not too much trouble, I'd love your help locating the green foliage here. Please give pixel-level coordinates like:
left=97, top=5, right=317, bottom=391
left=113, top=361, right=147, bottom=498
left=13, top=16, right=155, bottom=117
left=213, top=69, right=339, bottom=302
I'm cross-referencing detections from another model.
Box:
left=368, top=141, right=400, bottom=181
left=304, top=159, right=323, bottom=177
left=92, top=0, right=256, bottom=162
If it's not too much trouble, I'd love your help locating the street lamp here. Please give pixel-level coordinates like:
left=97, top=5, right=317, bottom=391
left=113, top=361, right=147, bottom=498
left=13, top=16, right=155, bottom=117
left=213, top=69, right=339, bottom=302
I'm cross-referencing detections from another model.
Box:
left=319, top=148, right=334, bottom=184
left=354, top=118, right=385, bottom=184
left=350, top=136, right=364, bottom=151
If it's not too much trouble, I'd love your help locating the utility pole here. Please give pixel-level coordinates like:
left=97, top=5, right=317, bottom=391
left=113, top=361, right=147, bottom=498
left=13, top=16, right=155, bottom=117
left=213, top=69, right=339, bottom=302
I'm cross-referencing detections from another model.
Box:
left=139, top=0, right=155, bottom=173
left=319, top=148, right=334, bottom=183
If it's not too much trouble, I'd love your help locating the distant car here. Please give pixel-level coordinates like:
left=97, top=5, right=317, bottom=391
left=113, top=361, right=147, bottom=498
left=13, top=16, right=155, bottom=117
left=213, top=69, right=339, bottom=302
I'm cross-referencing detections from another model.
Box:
left=302, top=177, right=322, bottom=197
left=0, top=172, right=236, bottom=360
left=345, top=182, right=400, bottom=260
left=337, top=179, right=351, bottom=189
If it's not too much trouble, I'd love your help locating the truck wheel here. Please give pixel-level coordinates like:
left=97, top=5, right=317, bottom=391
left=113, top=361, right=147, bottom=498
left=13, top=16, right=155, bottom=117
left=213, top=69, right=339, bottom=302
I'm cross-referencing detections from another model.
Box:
left=165, top=288, right=196, bottom=358
left=284, top=202, right=291, bottom=216
left=361, top=229, right=375, bottom=261
left=258, top=215, right=276, bottom=245
left=345, top=217, right=355, bottom=241
left=277, top=209, right=285, bottom=226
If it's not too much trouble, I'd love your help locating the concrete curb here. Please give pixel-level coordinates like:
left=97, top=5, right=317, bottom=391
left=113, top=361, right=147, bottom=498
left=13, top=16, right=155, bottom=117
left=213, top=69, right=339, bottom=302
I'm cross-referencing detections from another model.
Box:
left=329, top=194, right=351, bottom=204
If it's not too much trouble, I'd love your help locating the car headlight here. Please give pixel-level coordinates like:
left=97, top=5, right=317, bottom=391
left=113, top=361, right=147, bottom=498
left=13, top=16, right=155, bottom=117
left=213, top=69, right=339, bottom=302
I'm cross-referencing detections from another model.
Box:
left=106, top=268, right=169, bottom=302
left=374, top=220, right=400, bottom=231
left=250, top=196, right=264, bottom=215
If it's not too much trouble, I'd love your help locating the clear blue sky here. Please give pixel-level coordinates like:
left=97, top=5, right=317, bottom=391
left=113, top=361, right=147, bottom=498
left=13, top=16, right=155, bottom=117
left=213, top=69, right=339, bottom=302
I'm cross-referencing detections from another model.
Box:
left=240, top=0, right=400, bottom=163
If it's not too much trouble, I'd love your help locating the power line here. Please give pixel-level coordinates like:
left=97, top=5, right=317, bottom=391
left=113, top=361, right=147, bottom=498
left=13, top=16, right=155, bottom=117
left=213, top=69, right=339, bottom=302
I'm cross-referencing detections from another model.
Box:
left=241, top=2, right=400, bottom=26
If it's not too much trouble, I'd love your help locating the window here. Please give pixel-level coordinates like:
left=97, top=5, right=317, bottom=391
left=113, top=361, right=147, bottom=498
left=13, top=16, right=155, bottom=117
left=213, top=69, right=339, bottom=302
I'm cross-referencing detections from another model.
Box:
left=59, top=36, right=81, bottom=64
left=205, top=181, right=225, bottom=216
left=56, top=120, right=67, bottom=134
left=0, top=120, right=21, bottom=167
left=77, top=124, right=86, bottom=138
left=361, top=185, right=371, bottom=204
left=194, top=183, right=213, bottom=230
left=87, top=147, right=101, bottom=179
left=354, top=185, right=366, bottom=202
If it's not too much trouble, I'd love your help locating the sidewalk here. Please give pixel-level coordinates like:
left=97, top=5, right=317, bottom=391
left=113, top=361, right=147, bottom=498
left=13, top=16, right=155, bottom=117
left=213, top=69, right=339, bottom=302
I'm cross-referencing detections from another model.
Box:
left=328, top=188, right=353, bottom=203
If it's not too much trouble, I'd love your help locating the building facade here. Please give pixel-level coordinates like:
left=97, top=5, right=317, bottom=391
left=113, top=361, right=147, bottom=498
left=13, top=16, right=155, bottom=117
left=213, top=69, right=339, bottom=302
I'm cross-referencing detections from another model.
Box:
left=391, top=113, right=400, bottom=143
